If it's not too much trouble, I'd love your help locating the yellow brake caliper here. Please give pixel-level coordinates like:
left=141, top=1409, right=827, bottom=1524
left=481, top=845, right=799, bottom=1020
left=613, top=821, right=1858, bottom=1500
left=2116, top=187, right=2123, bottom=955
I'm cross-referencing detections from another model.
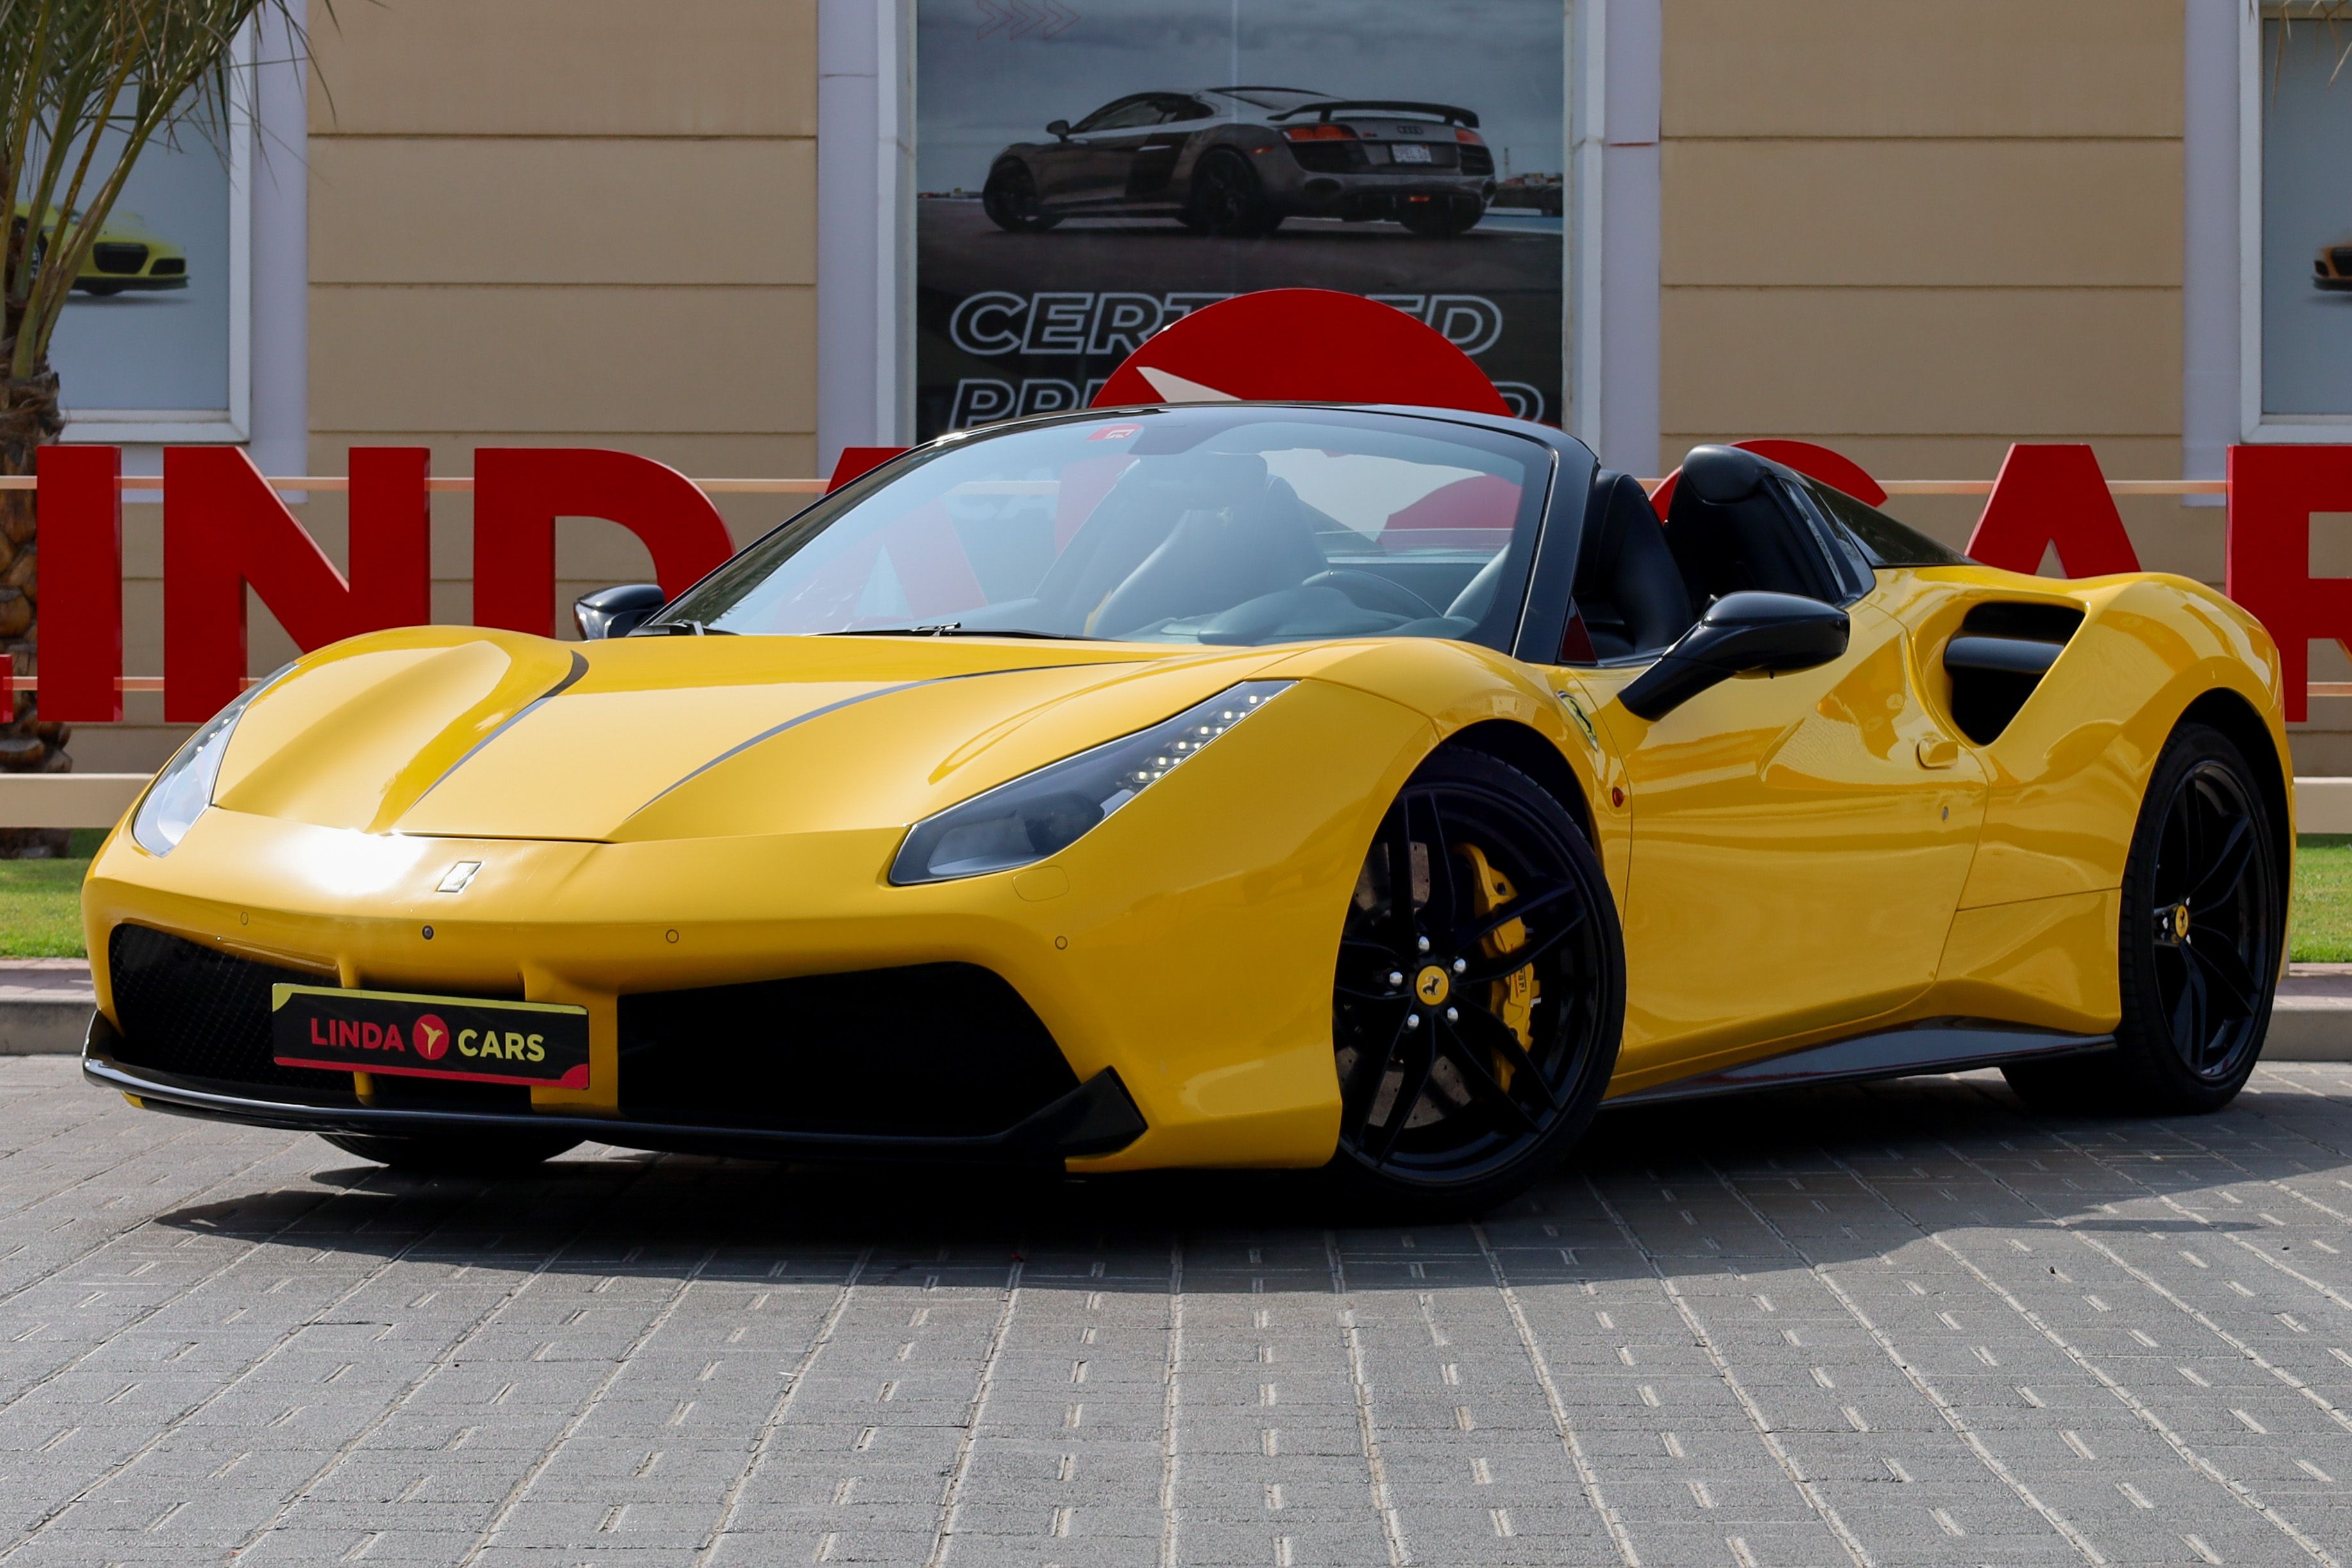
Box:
left=1459, top=845, right=1537, bottom=1088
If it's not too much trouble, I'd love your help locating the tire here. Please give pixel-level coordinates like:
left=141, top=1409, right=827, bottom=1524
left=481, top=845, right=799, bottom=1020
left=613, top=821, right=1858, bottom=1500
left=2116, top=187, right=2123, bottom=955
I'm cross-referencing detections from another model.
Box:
left=1397, top=196, right=1484, bottom=237
left=1325, top=748, right=1623, bottom=1213
left=1185, top=151, right=1281, bottom=237
left=981, top=162, right=1062, bottom=233
left=2003, top=721, right=2281, bottom=1115
left=321, top=1131, right=580, bottom=1174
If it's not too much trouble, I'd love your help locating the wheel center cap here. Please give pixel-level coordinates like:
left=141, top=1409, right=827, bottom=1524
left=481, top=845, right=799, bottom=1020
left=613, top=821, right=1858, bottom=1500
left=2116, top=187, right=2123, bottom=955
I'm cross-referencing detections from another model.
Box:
left=2172, top=902, right=2192, bottom=941
left=1414, top=965, right=1451, bottom=1006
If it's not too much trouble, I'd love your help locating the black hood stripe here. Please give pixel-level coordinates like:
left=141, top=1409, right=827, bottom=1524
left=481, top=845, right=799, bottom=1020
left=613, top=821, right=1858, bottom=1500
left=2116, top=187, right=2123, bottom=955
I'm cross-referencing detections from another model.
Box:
left=410, top=650, right=589, bottom=806
left=618, top=662, right=1101, bottom=825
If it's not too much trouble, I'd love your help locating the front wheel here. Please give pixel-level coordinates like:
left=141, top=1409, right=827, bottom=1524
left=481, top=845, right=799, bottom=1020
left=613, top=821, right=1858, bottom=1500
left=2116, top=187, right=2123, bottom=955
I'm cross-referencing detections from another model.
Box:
left=981, top=162, right=1061, bottom=233
left=2004, top=721, right=2281, bottom=1115
left=1326, top=749, right=1623, bottom=1212
left=322, top=1131, right=580, bottom=1174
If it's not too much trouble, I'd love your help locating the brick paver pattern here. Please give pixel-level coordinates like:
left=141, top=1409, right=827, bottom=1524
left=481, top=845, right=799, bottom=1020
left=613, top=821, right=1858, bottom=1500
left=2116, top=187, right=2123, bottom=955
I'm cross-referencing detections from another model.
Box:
left=3, top=1058, right=2352, bottom=1565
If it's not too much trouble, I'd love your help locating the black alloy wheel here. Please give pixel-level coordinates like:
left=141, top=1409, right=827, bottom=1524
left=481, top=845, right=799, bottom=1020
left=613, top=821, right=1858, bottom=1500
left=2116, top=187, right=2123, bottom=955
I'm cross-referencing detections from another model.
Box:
left=1186, top=151, right=1282, bottom=237
left=2005, top=721, right=2280, bottom=1115
left=981, top=162, right=1061, bottom=233
left=1328, top=749, right=1623, bottom=1210
left=1397, top=194, right=1484, bottom=237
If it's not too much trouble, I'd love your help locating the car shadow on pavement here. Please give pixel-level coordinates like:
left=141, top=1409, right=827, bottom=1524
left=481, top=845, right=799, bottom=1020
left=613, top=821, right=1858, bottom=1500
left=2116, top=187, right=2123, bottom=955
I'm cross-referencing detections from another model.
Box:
left=146, top=1071, right=2314, bottom=1292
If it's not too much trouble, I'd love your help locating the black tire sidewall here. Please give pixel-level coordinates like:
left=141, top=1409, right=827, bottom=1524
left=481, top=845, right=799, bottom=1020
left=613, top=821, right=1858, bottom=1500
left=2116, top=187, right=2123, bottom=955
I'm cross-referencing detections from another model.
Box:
left=1324, top=748, right=1625, bottom=1213
left=2110, top=721, right=2281, bottom=1112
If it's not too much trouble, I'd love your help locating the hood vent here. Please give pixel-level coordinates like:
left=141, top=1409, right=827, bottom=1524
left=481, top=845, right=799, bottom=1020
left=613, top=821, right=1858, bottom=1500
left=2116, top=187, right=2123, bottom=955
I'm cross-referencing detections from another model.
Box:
left=1943, top=601, right=2084, bottom=745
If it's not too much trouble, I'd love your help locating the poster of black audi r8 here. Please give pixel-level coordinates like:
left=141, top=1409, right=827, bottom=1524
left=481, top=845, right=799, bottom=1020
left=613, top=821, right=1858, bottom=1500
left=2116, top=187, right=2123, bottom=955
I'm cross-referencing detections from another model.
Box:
left=915, top=0, right=1565, bottom=440
left=983, top=87, right=1498, bottom=239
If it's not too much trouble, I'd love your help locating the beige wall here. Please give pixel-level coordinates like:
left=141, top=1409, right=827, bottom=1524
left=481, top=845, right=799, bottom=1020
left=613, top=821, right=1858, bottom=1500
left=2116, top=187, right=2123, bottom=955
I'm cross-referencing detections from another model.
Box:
left=83, top=0, right=821, bottom=771
left=1651, top=6, right=2352, bottom=766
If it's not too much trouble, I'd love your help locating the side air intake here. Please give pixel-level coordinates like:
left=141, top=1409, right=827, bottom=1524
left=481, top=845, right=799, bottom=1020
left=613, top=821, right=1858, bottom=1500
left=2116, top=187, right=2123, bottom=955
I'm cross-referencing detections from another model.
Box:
left=1943, top=601, right=2084, bottom=745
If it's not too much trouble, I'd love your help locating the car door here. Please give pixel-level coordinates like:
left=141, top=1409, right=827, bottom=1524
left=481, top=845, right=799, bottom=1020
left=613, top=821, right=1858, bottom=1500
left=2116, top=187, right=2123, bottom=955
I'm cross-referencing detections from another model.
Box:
left=1559, top=476, right=1988, bottom=1084
left=1047, top=97, right=1167, bottom=208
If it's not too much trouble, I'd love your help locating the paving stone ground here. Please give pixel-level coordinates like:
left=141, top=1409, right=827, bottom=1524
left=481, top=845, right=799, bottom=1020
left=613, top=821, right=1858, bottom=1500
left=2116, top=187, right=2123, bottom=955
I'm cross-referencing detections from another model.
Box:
left=4, top=1059, right=2352, bottom=1567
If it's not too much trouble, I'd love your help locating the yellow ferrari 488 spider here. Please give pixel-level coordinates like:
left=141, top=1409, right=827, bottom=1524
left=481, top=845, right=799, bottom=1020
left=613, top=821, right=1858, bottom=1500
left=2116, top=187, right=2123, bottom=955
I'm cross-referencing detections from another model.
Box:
left=82, top=406, right=2291, bottom=1208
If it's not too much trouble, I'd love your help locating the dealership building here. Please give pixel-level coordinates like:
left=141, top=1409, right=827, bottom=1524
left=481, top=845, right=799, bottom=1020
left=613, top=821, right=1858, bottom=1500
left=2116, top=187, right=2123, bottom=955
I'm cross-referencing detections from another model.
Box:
left=53, top=1, right=2352, bottom=772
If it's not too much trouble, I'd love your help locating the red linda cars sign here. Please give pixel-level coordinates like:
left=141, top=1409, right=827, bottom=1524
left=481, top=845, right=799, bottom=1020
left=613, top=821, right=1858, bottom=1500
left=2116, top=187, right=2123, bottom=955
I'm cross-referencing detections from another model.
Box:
left=19, top=430, right=2352, bottom=727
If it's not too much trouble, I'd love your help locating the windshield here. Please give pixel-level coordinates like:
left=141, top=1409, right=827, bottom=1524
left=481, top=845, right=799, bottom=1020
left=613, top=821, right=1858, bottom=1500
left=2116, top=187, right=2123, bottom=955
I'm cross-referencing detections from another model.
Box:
left=663, top=407, right=1554, bottom=650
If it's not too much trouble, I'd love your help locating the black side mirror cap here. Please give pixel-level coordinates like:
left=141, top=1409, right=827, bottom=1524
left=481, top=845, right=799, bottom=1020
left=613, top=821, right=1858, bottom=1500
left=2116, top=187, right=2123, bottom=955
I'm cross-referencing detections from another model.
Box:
left=1047, top=119, right=1072, bottom=139
left=574, top=582, right=668, bottom=641
left=1618, top=591, right=1850, bottom=721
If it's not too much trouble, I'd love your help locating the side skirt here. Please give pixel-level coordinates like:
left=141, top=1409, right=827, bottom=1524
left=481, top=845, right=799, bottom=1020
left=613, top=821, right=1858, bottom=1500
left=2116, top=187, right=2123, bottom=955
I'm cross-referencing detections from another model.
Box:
left=1605, top=1020, right=2113, bottom=1109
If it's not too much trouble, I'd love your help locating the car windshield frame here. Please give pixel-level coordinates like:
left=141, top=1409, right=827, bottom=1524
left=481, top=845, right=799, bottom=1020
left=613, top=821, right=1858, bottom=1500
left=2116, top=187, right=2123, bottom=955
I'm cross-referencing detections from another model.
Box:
left=657, top=405, right=1566, bottom=656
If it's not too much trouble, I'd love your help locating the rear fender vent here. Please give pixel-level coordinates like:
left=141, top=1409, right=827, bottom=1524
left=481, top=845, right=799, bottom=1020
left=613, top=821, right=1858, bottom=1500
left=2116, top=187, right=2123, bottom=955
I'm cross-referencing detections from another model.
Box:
left=1943, top=601, right=2085, bottom=745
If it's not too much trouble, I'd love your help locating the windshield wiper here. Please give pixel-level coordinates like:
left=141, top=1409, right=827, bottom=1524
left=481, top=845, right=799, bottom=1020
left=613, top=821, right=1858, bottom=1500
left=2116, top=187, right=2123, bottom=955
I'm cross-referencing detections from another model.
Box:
left=819, top=623, right=1091, bottom=640
left=641, top=620, right=737, bottom=636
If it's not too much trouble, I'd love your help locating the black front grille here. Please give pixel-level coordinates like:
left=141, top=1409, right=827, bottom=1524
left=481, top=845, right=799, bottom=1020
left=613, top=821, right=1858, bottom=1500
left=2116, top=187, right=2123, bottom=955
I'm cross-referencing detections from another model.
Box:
left=91, top=242, right=148, bottom=274
left=617, top=963, right=1079, bottom=1137
left=151, top=257, right=185, bottom=276
left=1460, top=145, right=1494, bottom=176
left=108, top=924, right=350, bottom=1092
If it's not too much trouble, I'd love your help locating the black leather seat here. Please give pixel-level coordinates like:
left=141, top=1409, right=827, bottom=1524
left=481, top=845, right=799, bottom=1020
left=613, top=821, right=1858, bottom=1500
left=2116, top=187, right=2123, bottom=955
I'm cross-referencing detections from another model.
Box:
left=1661, top=445, right=1838, bottom=605
left=1572, top=471, right=1696, bottom=659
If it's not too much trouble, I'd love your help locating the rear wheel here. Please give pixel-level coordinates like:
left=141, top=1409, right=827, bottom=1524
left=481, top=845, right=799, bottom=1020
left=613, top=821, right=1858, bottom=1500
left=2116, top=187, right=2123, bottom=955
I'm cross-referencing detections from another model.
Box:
left=1397, top=195, right=1484, bottom=237
left=1326, top=749, right=1622, bottom=1211
left=1186, top=151, right=1282, bottom=237
left=2004, top=722, right=2280, bottom=1114
left=981, top=161, right=1061, bottom=233
left=322, top=1131, right=580, bottom=1174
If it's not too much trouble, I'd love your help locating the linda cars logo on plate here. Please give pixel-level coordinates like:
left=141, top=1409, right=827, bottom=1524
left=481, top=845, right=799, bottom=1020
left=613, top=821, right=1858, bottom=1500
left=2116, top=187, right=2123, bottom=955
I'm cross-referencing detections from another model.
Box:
left=269, top=986, right=590, bottom=1089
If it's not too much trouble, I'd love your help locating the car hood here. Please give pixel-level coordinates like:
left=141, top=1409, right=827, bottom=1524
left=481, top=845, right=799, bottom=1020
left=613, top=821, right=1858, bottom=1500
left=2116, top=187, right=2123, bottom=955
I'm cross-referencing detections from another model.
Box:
left=208, top=627, right=1297, bottom=843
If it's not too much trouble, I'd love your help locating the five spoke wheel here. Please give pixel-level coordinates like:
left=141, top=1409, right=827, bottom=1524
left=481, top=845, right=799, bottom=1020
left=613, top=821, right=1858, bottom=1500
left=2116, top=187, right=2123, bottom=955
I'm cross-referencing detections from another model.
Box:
left=1330, top=752, right=1621, bottom=1204
left=2147, top=757, right=2272, bottom=1081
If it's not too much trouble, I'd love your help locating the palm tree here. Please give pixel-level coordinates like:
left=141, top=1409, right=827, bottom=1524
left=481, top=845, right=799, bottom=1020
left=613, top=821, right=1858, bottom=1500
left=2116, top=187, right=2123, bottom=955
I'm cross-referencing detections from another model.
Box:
left=0, top=0, right=312, bottom=855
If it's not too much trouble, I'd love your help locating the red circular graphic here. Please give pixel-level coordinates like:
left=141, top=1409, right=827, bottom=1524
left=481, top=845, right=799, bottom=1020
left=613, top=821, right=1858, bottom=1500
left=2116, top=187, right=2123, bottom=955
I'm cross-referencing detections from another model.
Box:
left=412, top=1013, right=451, bottom=1061
left=1091, top=289, right=1510, bottom=416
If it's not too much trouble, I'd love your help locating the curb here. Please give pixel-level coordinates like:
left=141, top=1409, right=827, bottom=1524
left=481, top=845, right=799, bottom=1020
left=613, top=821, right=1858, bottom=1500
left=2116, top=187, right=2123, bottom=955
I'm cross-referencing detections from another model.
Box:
left=0, top=999, right=94, bottom=1056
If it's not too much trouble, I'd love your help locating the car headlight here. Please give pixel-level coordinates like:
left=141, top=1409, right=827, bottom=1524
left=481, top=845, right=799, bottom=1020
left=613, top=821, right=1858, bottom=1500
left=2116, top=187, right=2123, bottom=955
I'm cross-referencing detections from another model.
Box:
left=130, top=666, right=290, bottom=856
left=890, top=680, right=1294, bottom=885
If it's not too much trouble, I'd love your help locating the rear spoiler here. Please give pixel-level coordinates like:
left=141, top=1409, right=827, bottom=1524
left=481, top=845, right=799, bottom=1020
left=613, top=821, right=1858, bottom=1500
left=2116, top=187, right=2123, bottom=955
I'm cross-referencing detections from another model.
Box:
left=1273, top=99, right=1480, bottom=130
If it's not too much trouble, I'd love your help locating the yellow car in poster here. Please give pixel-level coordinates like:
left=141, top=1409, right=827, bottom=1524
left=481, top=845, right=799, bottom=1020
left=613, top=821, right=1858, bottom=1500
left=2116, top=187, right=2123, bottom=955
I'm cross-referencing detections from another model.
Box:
left=11, top=202, right=187, bottom=295
left=79, top=408, right=2291, bottom=1210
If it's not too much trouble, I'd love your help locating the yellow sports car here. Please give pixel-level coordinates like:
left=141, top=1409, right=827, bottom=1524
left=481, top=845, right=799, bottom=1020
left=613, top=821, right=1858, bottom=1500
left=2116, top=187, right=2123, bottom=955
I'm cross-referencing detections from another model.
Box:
left=12, top=203, right=189, bottom=295
left=81, top=407, right=2291, bottom=1208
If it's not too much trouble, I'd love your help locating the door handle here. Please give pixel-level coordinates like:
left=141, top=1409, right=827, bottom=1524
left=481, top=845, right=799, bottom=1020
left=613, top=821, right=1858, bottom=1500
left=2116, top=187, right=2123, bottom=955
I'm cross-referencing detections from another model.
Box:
left=1915, top=736, right=1961, bottom=770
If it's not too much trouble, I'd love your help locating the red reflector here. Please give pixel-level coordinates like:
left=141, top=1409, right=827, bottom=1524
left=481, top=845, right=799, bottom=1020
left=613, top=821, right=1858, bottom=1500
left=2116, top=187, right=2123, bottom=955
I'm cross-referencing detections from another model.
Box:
left=1454, top=126, right=1484, bottom=144
left=1281, top=123, right=1357, bottom=142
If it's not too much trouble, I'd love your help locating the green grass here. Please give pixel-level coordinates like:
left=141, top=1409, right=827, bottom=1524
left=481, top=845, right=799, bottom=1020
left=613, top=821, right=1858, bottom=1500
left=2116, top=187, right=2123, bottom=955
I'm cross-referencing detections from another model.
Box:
left=0, top=830, right=108, bottom=958
left=6, top=832, right=2352, bottom=964
left=2293, top=834, right=2352, bottom=963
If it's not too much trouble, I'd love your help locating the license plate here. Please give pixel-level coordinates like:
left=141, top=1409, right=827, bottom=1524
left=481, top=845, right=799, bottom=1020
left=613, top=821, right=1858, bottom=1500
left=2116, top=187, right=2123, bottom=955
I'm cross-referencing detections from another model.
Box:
left=1391, top=143, right=1434, bottom=164
left=271, top=984, right=591, bottom=1089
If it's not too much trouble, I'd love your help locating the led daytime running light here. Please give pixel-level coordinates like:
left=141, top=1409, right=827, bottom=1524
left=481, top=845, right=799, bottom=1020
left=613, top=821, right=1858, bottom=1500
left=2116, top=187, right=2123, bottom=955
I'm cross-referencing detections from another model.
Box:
left=890, top=681, right=1293, bottom=885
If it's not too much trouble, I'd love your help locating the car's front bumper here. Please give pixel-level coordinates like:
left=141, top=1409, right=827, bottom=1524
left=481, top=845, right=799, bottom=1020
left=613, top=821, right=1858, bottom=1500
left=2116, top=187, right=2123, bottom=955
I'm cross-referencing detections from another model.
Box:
left=84, top=1011, right=1147, bottom=1165
left=81, top=677, right=1430, bottom=1172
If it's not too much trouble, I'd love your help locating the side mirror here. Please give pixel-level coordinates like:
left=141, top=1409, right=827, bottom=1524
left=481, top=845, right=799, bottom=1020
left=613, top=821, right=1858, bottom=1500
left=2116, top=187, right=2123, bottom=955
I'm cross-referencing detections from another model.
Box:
left=574, top=582, right=667, bottom=641
left=1047, top=119, right=1071, bottom=139
left=1618, top=591, right=1850, bottom=721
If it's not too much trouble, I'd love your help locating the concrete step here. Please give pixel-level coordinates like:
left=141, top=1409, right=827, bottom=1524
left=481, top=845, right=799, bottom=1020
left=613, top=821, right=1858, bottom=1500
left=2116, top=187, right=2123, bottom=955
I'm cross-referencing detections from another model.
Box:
left=10, top=961, right=2351, bottom=1062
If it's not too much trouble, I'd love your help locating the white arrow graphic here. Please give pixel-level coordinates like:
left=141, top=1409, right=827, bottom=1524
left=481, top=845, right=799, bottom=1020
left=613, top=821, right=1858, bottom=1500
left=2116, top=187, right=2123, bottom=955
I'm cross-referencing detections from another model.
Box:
left=1138, top=366, right=1240, bottom=403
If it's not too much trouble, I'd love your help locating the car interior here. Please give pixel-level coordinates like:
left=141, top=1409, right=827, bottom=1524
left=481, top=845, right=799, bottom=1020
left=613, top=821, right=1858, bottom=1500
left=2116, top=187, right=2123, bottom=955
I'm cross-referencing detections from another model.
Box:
left=1564, top=447, right=1868, bottom=664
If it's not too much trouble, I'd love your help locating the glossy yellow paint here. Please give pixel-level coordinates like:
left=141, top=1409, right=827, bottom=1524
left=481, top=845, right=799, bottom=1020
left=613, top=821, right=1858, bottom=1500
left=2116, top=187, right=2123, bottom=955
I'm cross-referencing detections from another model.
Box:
left=1567, top=562, right=2287, bottom=1098
left=83, top=553, right=2287, bottom=1167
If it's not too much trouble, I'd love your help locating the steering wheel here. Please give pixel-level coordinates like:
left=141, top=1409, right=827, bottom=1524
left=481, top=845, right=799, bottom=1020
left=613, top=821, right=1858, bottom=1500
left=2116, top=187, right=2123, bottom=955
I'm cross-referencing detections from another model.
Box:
left=1304, top=569, right=1442, bottom=621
